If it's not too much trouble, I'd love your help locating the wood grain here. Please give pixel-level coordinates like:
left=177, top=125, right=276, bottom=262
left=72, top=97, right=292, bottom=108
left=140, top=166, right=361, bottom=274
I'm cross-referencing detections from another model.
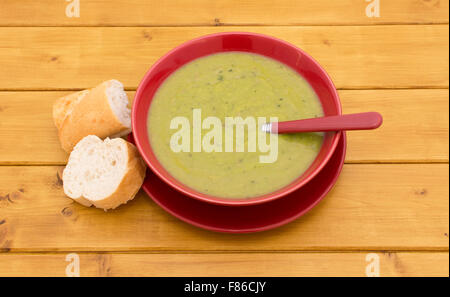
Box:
left=0, top=0, right=448, bottom=26
left=0, top=26, right=447, bottom=90
left=0, top=0, right=447, bottom=278
left=0, top=89, right=447, bottom=165
left=342, top=89, right=449, bottom=163
left=0, top=252, right=447, bottom=277
left=0, top=164, right=447, bottom=252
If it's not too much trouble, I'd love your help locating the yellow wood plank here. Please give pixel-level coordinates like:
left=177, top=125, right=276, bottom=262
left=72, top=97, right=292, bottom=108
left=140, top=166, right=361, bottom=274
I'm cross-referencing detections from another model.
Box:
left=341, top=89, right=450, bottom=163
left=0, top=26, right=447, bottom=90
left=0, top=164, right=447, bottom=252
left=0, top=252, right=447, bottom=277
left=0, top=89, right=447, bottom=165
left=0, top=0, right=447, bottom=26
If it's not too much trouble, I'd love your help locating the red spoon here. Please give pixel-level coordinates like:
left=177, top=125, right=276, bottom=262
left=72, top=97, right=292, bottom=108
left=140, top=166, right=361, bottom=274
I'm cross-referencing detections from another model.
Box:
left=262, top=112, right=383, bottom=134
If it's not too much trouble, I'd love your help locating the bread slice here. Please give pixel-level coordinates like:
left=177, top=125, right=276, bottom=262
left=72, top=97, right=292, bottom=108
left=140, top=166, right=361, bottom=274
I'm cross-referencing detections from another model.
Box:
left=54, top=80, right=131, bottom=152
left=62, top=135, right=146, bottom=210
left=57, top=166, right=92, bottom=207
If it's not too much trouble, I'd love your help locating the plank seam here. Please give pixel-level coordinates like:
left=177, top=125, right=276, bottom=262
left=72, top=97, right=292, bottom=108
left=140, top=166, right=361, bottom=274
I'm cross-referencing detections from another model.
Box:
left=0, top=23, right=448, bottom=28
left=0, top=87, right=448, bottom=92
left=0, top=161, right=448, bottom=166
left=1, top=249, right=448, bottom=255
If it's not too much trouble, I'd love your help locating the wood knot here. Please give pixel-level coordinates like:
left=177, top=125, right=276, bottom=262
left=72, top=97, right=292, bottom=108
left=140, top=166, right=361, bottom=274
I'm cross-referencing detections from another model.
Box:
left=415, top=189, right=428, bottom=196
left=61, top=207, right=73, bottom=217
left=0, top=227, right=11, bottom=252
left=422, top=0, right=440, bottom=8
left=142, top=30, right=152, bottom=41
left=0, top=194, right=10, bottom=202
left=97, top=254, right=112, bottom=276
left=53, top=170, right=64, bottom=188
left=214, top=18, right=223, bottom=26
left=0, top=192, right=19, bottom=205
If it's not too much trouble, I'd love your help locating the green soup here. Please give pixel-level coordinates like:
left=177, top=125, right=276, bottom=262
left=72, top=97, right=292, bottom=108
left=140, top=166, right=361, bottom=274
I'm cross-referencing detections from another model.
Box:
left=148, top=52, right=324, bottom=199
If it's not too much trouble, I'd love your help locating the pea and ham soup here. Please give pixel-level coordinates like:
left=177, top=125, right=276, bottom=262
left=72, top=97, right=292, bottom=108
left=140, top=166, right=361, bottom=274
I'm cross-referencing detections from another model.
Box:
left=147, top=52, right=323, bottom=199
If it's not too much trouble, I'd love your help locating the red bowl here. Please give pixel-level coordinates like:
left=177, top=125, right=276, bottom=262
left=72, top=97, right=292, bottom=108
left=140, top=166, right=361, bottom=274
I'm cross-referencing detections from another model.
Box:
left=132, top=32, right=342, bottom=206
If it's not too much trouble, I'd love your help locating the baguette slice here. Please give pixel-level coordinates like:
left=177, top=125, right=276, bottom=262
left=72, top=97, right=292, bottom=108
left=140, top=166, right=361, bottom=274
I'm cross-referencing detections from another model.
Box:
left=55, top=80, right=131, bottom=152
left=63, top=135, right=146, bottom=210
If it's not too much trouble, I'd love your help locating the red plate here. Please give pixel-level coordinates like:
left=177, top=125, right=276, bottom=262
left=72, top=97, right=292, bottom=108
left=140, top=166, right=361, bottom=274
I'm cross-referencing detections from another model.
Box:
left=129, top=133, right=346, bottom=233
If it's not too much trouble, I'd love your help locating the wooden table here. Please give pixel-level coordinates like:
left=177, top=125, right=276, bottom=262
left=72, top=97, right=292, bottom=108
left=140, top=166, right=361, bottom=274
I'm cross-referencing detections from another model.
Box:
left=0, top=0, right=448, bottom=277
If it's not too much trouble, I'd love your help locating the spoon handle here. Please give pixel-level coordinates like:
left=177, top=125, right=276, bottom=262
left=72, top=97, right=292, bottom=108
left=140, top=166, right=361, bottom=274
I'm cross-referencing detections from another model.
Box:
left=272, top=112, right=383, bottom=134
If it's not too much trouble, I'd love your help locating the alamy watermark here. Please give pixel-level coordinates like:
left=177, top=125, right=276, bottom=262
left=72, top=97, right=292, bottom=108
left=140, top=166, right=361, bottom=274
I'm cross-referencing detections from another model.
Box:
left=65, top=253, right=80, bottom=277
left=169, top=109, right=279, bottom=163
left=65, top=0, right=80, bottom=18
left=365, top=0, right=380, bottom=18
left=365, top=253, right=380, bottom=277
left=64, top=0, right=379, bottom=19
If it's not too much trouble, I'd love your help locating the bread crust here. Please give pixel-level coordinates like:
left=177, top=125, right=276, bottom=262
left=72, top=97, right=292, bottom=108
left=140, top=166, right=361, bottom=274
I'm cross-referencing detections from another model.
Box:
left=53, top=89, right=89, bottom=130
left=55, top=80, right=131, bottom=152
left=64, top=139, right=146, bottom=210
left=73, top=196, right=94, bottom=208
